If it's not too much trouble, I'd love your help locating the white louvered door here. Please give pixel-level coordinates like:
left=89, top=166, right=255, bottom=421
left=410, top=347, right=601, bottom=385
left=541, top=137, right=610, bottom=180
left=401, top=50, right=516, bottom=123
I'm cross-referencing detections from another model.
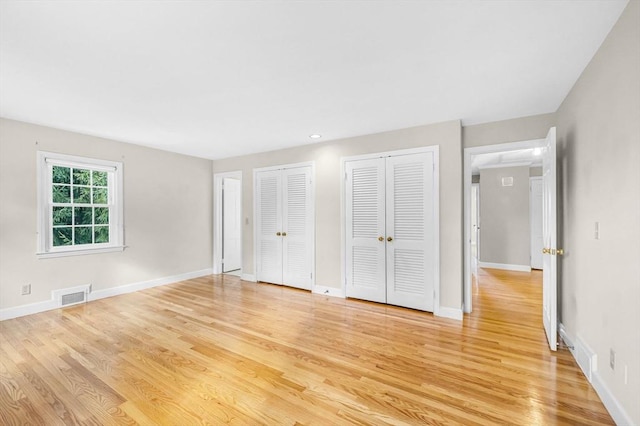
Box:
left=282, top=167, right=313, bottom=290
left=345, top=159, right=387, bottom=303
left=345, top=152, right=436, bottom=312
left=256, top=166, right=313, bottom=290
left=386, top=153, right=435, bottom=311
left=256, top=170, right=283, bottom=285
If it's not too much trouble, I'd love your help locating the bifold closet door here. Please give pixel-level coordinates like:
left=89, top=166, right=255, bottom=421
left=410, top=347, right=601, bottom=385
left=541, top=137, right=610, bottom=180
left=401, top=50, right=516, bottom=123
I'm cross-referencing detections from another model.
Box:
left=256, top=166, right=313, bottom=290
left=282, top=167, right=313, bottom=290
left=256, top=170, right=283, bottom=284
left=385, top=153, right=435, bottom=312
left=345, top=152, right=436, bottom=312
left=345, top=158, right=387, bottom=303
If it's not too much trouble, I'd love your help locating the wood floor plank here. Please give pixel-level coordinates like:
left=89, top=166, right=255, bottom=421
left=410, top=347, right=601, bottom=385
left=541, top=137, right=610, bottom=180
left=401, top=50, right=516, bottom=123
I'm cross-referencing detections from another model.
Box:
left=0, top=269, right=613, bottom=425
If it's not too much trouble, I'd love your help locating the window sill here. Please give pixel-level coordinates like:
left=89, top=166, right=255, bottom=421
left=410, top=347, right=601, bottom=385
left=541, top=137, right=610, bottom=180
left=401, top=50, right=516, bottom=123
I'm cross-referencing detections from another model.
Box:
left=37, top=245, right=124, bottom=259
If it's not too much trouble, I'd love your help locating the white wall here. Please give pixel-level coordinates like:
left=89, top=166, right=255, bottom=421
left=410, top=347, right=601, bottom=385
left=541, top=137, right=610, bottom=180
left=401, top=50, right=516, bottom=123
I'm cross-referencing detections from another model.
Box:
left=479, top=166, right=530, bottom=267
left=212, top=120, right=463, bottom=310
left=0, top=118, right=213, bottom=311
left=556, top=1, right=640, bottom=423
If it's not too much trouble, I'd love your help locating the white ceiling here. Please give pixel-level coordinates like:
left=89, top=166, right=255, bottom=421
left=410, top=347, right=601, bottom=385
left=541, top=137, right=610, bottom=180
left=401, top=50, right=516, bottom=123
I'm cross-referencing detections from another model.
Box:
left=0, top=1, right=628, bottom=160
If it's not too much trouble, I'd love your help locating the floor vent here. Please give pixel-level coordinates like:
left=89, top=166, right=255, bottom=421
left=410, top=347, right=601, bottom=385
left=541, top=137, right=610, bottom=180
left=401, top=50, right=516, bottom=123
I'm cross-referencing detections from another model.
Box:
left=52, top=284, right=91, bottom=308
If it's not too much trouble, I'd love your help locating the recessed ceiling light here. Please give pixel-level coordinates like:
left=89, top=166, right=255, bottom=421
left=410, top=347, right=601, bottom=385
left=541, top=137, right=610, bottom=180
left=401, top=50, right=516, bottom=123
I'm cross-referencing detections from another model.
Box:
left=309, top=134, right=322, bottom=139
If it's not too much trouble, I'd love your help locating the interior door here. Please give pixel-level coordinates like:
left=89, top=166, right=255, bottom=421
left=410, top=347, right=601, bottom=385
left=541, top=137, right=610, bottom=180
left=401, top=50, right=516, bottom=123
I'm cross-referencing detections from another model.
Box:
left=222, top=177, right=242, bottom=272
left=385, top=153, right=435, bottom=311
left=345, top=158, right=386, bottom=303
left=282, top=167, right=313, bottom=290
left=256, top=170, right=283, bottom=285
left=542, top=127, right=558, bottom=351
left=530, top=177, right=543, bottom=270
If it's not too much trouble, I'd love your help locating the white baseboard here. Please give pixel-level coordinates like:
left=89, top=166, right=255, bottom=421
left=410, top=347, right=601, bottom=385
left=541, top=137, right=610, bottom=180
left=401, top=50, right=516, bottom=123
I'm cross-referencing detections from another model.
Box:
left=478, top=261, right=531, bottom=272
left=592, top=370, right=636, bottom=426
left=435, top=305, right=463, bottom=321
left=0, top=268, right=213, bottom=321
left=559, top=323, right=634, bottom=426
left=312, top=285, right=345, bottom=298
left=241, top=273, right=256, bottom=282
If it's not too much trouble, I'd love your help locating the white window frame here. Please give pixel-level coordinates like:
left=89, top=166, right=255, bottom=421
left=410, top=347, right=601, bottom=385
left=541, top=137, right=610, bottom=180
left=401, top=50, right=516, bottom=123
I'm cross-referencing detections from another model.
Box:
left=36, top=151, right=124, bottom=258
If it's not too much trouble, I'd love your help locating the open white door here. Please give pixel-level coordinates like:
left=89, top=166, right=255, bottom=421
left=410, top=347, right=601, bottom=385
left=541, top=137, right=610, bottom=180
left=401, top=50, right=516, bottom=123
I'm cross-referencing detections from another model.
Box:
left=542, top=127, right=558, bottom=351
left=222, top=178, right=242, bottom=272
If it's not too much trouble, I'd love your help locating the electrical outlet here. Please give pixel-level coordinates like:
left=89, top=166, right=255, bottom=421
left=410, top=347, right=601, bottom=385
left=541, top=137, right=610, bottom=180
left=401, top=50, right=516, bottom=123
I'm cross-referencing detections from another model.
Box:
left=610, top=348, right=616, bottom=370
left=21, top=284, right=31, bottom=295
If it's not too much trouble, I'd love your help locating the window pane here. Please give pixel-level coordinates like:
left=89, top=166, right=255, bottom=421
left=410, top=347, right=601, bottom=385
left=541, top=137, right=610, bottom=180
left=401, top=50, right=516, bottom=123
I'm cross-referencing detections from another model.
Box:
left=53, top=166, right=71, bottom=184
left=73, top=186, right=91, bottom=204
left=73, top=168, right=91, bottom=185
left=94, top=207, right=109, bottom=225
left=53, top=185, right=71, bottom=203
left=74, top=226, right=93, bottom=245
left=74, top=207, right=93, bottom=225
left=52, top=207, right=72, bottom=226
left=94, top=226, right=109, bottom=243
left=93, top=188, right=108, bottom=204
left=93, top=170, right=108, bottom=186
left=52, top=227, right=73, bottom=246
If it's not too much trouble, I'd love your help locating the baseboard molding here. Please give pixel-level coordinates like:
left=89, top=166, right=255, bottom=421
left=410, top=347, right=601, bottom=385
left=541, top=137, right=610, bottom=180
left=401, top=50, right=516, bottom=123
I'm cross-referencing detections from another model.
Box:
left=592, top=370, right=636, bottom=426
left=559, top=323, right=634, bottom=426
left=241, top=273, right=256, bottom=282
left=478, top=261, right=531, bottom=272
left=0, top=268, right=213, bottom=321
left=312, top=285, right=345, bottom=298
left=435, top=305, right=463, bottom=321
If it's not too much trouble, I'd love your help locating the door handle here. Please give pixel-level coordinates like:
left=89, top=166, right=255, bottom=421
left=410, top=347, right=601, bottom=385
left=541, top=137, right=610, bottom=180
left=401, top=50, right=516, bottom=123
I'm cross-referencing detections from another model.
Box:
left=282, top=232, right=287, bottom=237
left=542, top=248, right=549, bottom=254
left=387, top=236, right=393, bottom=242
left=378, top=236, right=384, bottom=241
left=556, top=248, right=564, bottom=255
left=276, top=232, right=281, bottom=236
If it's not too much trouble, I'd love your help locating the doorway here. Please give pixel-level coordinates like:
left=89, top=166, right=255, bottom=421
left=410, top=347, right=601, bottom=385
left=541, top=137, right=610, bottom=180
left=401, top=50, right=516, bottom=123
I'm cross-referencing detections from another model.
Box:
left=213, top=171, right=243, bottom=276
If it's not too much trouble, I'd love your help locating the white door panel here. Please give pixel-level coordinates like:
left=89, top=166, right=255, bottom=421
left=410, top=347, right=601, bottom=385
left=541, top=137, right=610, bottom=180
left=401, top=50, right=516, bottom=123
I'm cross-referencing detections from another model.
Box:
left=542, top=127, right=558, bottom=351
left=345, top=159, right=386, bottom=303
left=222, top=178, right=242, bottom=272
left=386, top=153, right=435, bottom=311
left=282, top=167, right=313, bottom=290
left=256, top=170, right=283, bottom=284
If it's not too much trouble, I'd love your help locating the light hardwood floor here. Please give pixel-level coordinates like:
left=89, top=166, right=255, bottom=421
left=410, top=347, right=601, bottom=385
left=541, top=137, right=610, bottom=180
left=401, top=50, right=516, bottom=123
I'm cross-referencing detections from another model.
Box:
left=0, top=269, right=612, bottom=425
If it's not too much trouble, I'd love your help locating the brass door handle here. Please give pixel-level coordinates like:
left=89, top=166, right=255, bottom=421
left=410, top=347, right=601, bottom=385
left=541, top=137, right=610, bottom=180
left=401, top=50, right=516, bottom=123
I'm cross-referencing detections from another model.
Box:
left=282, top=232, right=287, bottom=237
left=542, top=248, right=549, bottom=254
left=378, top=236, right=384, bottom=242
left=276, top=232, right=281, bottom=236
left=557, top=248, right=564, bottom=255
left=387, top=236, right=393, bottom=242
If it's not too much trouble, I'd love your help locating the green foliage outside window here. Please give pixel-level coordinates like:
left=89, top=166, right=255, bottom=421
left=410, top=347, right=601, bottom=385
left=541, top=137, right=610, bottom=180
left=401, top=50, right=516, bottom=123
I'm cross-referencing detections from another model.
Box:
left=51, top=165, right=110, bottom=247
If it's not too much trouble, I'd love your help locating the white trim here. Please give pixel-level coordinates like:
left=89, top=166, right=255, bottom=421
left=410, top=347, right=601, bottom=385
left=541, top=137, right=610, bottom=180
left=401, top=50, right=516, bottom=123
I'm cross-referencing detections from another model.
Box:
left=313, top=285, right=345, bottom=298
left=434, top=306, right=463, bottom=321
left=37, top=245, right=124, bottom=259
left=252, top=161, right=315, bottom=288
left=592, top=371, right=635, bottom=426
left=559, top=324, right=633, bottom=426
left=213, top=170, right=242, bottom=275
left=0, top=269, right=212, bottom=321
left=340, top=145, right=440, bottom=314
left=463, top=138, right=546, bottom=313
left=241, top=273, right=256, bottom=282
left=477, top=262, right=532, bottom=272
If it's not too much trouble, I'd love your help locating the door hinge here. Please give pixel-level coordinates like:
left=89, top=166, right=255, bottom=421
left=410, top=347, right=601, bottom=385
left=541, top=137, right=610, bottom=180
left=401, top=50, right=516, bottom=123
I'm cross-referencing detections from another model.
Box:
left=310, top=273, right=313, bottom=279
left=345, top=172, right=348, bottom=181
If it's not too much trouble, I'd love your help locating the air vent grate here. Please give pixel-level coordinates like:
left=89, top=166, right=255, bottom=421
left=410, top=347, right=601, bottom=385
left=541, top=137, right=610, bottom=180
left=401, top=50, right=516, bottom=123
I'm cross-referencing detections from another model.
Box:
left=61, top=291, right=86, bottom=306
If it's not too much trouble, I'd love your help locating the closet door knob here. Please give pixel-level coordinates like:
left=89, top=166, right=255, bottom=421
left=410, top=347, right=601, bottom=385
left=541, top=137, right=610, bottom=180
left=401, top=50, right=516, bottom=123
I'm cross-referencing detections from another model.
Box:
left=387, top=236, right=393, bottom=242
left=378, top=236, right=384, bottom=241
left=282, top=232, right=287, bottom=237
left=276, top=232, right=281, bottom=236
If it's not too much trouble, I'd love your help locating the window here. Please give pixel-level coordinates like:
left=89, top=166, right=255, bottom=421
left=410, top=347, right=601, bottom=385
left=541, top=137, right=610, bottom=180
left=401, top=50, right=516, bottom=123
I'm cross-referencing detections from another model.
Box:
left=37, top=151, right=124, bottom=258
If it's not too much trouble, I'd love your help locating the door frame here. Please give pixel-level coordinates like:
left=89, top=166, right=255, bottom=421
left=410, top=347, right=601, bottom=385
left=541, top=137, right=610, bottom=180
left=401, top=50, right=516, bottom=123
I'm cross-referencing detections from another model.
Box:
left=463, top=138, right=545, bottom=313
left=213, top=170, right=242, bottom=275
left=252, top=161, right=316, bottom=289
left=529, top=176, right=543, bottom=270
left=340, top=146, right=440, bottom=312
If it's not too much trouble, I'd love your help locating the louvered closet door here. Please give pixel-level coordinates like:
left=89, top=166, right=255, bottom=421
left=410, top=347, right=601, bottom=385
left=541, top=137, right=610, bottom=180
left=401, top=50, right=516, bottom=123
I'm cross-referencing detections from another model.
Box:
left=282, top=167, right=313, bottom=290
left=345, top=158, right=387, bottom=303
left=256, top=170, right=283, bottom=285
left=385, top=153, right=435, bottom=311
